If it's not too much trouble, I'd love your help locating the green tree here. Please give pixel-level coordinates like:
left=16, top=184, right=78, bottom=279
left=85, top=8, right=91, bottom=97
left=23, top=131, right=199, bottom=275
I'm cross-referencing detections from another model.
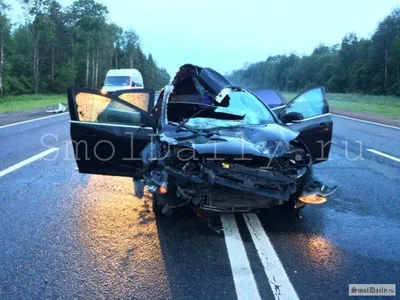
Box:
left=69, top=0, right=108, bottom=88
left=20, top=0, right=51, bottom=94
left=0, top=0, right=169, bottom=96
left=0, top=0, right=10, bottom=96
left=228, top=8, right=400, bottom=96
left=123, top=29, right=139, bottom=68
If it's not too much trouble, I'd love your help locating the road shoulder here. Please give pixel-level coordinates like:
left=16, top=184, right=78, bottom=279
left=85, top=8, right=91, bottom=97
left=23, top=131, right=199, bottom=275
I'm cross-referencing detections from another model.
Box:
left=331, top=108, right=400, bottom=128
left=0, top=106, right=65, bottom=126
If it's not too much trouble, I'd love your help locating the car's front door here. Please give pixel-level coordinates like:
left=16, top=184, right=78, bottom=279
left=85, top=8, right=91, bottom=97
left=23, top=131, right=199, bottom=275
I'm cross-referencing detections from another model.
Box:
left=67, top=88, right=155, bottom=177
left=278, top=87, right=332, bottom=164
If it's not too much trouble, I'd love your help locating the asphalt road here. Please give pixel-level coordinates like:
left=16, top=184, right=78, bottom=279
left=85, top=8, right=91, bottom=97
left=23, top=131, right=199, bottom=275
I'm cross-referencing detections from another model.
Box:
left=0, top=109, right=399, bottom=299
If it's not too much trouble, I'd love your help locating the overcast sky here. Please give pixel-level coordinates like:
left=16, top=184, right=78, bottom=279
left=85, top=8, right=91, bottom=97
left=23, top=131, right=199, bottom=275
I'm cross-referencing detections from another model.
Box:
left=10, top=0, right=399, bottom=76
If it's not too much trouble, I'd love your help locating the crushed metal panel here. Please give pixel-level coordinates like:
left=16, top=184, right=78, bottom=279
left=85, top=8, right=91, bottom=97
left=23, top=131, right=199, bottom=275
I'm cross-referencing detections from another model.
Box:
left=171, top=64, right=234, bottom=96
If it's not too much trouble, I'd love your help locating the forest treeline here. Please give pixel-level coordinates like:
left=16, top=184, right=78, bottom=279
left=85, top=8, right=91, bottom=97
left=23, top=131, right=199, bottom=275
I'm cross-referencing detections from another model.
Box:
left=0, top=0, right=170, bottom=96
left=228, top=8, right=400, bottom=96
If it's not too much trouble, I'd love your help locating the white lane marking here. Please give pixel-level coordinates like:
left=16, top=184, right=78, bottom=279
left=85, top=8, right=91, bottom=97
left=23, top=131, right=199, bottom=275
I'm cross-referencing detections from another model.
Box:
left=366, top=149, right=400, bottom=163
left=333, top=114, right=400, bottom=130
left=0, top=148, right=59, bottom=178
left=244, top=213, right=299, bottom=300
left=0, top=112, right=69, bottom=129
left=221, top=214, right=261, bottom=300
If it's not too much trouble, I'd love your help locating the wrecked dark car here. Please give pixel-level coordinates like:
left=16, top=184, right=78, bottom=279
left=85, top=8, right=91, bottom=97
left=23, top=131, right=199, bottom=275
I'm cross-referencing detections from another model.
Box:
left=67, top=64, right=337, bottom=216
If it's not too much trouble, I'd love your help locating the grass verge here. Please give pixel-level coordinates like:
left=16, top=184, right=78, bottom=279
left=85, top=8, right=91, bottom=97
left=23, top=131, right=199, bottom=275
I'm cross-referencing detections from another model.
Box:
left=282, top=92, right=400, bottom=119
left=0, top=94, right=66, bottom=114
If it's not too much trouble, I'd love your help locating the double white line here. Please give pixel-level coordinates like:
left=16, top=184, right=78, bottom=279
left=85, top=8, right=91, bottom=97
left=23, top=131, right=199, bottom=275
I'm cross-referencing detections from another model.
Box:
left=221, top=214, right=299, bottom=300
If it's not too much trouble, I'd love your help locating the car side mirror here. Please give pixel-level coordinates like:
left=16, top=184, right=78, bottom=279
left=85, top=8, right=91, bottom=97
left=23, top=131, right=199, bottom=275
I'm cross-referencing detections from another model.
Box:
left=281, top=111, right=304, bottom=123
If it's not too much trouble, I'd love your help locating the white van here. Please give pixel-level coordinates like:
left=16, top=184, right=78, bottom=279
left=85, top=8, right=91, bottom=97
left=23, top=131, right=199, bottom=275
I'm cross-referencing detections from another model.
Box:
left=101, top=69, right=144, bottom=94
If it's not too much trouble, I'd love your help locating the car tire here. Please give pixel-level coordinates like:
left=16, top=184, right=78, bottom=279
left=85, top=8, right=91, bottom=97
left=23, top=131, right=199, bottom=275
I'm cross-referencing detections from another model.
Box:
left=152, top=193, right=165, bottom=216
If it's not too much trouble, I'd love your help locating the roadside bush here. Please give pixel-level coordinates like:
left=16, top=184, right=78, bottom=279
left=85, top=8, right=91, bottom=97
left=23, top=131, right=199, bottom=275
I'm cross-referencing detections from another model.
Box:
left=388, top=82, right=400, bottom=96
left=3, top=76, right=32, bottom=95
left=54, top=60, right=77, bottom=93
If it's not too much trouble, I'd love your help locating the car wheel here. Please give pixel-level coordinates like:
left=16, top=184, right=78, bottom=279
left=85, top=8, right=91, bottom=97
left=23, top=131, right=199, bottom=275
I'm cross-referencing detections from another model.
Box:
left=152, top=193, right=165, bottom=216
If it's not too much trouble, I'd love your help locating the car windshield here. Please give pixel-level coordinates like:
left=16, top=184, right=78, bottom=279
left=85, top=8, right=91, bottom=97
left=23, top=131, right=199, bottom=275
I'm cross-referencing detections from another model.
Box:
left=184, top=91, right=275, bottom=129
left=104, top=76, right=130, bottom=86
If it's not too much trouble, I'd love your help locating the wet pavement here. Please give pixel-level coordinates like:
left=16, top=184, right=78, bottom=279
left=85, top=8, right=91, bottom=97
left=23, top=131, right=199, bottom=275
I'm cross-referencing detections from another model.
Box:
left=0, top=111, right=399, bottom=299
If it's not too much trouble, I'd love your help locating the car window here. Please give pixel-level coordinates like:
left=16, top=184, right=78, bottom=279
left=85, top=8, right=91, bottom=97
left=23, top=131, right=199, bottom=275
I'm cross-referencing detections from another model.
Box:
left=285, top=88, right=324, bottom=118
left=117, top=92, right=151, bottom=112
left=253, top=90, right=284, bottom=108
left=104, top=76, right=130, bottom=86
left=75, top=92, right=142, bottom=126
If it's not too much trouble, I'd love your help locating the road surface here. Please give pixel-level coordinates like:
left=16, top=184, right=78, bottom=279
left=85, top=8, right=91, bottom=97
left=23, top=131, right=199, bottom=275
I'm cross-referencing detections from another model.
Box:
left=0, top=108, right=399, bottom=299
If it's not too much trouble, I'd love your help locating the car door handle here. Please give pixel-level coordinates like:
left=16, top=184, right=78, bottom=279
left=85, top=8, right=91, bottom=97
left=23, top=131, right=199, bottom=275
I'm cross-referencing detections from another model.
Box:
left=318, top=123, right=329, bottom=129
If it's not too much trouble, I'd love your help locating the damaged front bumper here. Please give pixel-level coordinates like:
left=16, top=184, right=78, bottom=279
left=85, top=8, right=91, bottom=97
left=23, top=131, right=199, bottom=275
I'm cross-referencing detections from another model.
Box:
left=165, top=162, right=302, bottom=200
left=139, top=140, right=337, bottom=213
left=142, top=159, right=335, bottom=213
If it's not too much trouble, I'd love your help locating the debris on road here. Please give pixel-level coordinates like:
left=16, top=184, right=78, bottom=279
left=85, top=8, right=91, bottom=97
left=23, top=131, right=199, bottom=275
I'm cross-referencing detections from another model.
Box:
left=46, top=103, right=67, bottom=113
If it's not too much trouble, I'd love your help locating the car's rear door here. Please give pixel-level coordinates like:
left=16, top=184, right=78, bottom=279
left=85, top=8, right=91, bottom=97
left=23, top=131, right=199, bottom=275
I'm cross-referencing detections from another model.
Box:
left=278, top=87, right=332, bottom=164
left=68, top=88, right=155, bottom=177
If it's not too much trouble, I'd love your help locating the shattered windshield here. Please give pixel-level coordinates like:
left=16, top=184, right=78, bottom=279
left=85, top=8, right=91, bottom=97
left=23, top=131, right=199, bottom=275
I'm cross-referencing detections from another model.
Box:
left=185, top=91, right=275, bottom=129
left=104, top=76, right=130, bottom=86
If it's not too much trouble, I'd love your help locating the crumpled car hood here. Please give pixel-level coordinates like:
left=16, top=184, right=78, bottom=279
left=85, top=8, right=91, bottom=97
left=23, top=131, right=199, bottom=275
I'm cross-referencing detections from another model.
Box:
left=160, top=123, right=299, bottom=159
left=172, top=64, right=234, bottom=97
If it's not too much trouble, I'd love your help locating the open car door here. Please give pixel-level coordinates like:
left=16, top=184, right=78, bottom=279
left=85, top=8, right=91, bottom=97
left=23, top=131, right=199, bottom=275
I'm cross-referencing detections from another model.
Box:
left=278, top=87, right=332, bottom=164
left=67, top=88, right=155, bottom=178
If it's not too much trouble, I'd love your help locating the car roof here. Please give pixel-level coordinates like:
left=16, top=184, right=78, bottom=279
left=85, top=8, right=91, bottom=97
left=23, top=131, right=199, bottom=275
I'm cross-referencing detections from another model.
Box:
left=106, top=69, right=142, bottom=77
